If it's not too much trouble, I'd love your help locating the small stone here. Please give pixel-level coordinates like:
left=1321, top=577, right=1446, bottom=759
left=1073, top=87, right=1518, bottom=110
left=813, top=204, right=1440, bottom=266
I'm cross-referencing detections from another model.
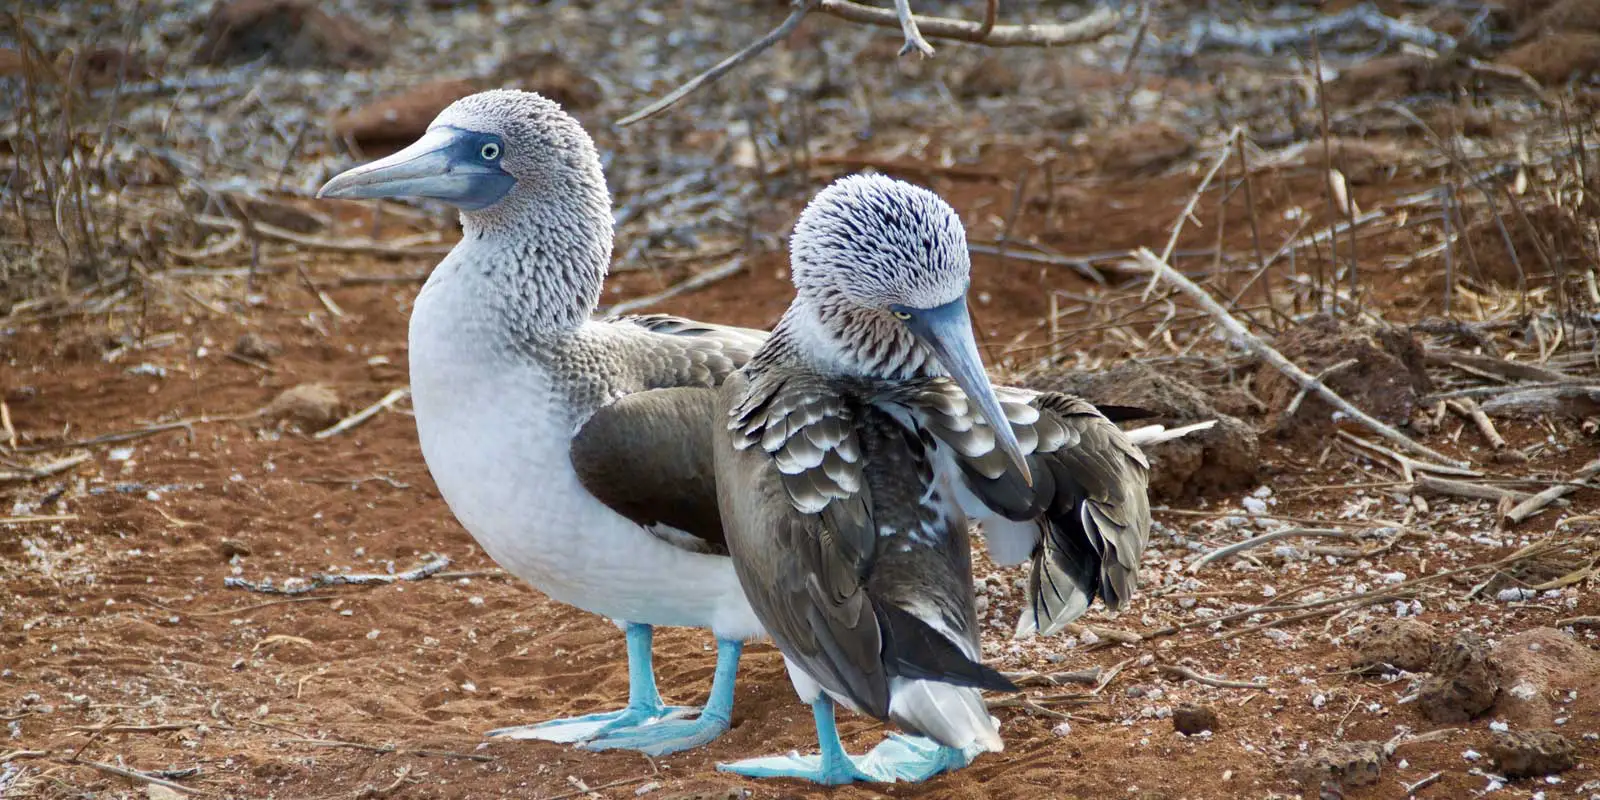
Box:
left=333, top=79, right=480, bottom=158
left=1172, top=704, right=1219, bottom=735
left=217, top=539, right=252, bottom=559
left=1352, top=619, right=1439, bottom=674
left=263, top=383, right=341, bottom=429
left=195, top=0, right=383, bottom=69
left=1287, top=741, right=1387, bottom=791
left=233, top=332, right=280, bottom=362
left=1419, top=631, right=1500, bottom=723
left=1488, top=730, right=1576, bottom=779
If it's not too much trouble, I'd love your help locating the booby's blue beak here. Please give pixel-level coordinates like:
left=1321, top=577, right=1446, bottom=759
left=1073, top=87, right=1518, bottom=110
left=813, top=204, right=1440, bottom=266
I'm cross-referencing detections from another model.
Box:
left=896, top=297, right=1033, bottom=486
left=317, top=126, right=515, bottom=211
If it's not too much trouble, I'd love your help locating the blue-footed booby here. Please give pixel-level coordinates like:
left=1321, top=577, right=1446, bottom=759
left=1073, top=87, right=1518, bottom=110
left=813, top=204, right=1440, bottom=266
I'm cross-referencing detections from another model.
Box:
left=712, top=174, right=1175, bottom=784
left=316, top=90, right=765, bottom=755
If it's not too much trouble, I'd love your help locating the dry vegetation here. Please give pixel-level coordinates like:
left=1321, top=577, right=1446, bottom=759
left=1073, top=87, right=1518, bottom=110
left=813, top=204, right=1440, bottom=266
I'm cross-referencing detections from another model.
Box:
left=3, top=0, right=1600, bottom=798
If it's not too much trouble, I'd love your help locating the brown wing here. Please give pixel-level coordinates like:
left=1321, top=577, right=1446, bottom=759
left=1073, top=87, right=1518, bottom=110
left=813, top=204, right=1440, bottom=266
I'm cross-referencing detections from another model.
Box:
left=911, top=381, right=1152, bottom=637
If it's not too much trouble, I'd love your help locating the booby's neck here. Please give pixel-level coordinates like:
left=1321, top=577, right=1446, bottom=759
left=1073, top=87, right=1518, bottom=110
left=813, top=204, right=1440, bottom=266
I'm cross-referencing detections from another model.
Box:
left=441, top=181, right=613, bottom=338
left=759, top=293, right=940, bottom=382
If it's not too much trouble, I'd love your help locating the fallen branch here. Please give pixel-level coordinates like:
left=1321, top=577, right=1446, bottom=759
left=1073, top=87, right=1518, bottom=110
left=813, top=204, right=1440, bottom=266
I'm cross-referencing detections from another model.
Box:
left=1425, top=350, right=1573, bottom=384
left=1503, top=457, right=1600, bottom=526
left=282, top=737, right=493, bottom=762
left=1413, top=473, right=1543, bottom=505
left=1184, top=2, right=1455, bottom=55
left=1480, top=385, right=1600, bottom=420
left=1156, top=663, right=1267, bottom=690
left=1002, top=668, right=1102, bottom=687
left=314, top=388, right=410, bottom=440
left=225, top=555, right=451, bottom=595
left=1283, top=359, right=1358, bottom=418
left=1132, top=248, right=1468, bottom=468
left=11, top=412, right=258, bottom=454
left=618, top=0, right=1123, bottom=125
left=46, top=755, right=205, bottom=795
left=1187, top=528, right=1354, bottom=573
left=0, top=451, right=91, bottom=483
left=1337, top=431, right=1480, bottom=481
left=196, top=214, right=453, bottom=257
left=1444, top=398, right=1505, bottom=450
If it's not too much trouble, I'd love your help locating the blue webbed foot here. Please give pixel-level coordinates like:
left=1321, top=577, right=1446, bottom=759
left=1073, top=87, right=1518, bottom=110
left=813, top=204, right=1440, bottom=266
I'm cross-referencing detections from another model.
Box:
left=491, top=630, right=744, bottom=757
left=717, top=696, right=974, bottom=785
left=486, top=703, right=694, bottom=744
left=580, top=711, right=731, bottom=756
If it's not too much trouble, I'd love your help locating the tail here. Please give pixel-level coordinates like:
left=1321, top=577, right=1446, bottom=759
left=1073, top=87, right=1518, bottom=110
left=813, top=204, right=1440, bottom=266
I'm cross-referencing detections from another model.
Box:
left=887, top=678, right=1004, bottom=753
left=1121, top=419, right=1216, bottom=447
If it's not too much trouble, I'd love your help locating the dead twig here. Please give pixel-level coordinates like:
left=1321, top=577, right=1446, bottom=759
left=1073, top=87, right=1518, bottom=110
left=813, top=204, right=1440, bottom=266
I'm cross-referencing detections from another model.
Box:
left=0, top=452, right=91, bottom=483
left=1001, top=668, right=1102, bottom=687
left=1132, top=248, right=1468, bottom=467
left=1187, top=528, right=1355, bottom=573
left=54, top=755, right=205, bottom=795
left=1184, top=2, right=1456, bottom=55
left=618, top=1, right=1122, bottom=126
left=225, top=555, right=451, bottom=595
left=1156, top=663, right=1268, bottom=690
left=282, top=737, right=493, bottom=763
left=1283, top=359, right=1358, bottom=418
left=1444, top=398, right=1505, bottom=450
left=1413, top=473, right=1543, bottom=505
left=314, top=388, right=409, bottom=440
left=1503, top=457, right=1600, bottom=526
left=891, top=0, right=935, bottom=56
left=1337, top=431, right=1480, bottom=481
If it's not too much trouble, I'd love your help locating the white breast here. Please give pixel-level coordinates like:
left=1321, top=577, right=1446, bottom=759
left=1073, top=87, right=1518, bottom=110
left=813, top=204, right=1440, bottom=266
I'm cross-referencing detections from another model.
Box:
left=406, top=257, right=762, bottom=640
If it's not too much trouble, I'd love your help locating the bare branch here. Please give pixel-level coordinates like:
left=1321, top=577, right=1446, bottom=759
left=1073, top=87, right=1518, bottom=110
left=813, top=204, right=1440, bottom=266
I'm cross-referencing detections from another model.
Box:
left=893, top=0, right=936, bottom=56
left=617, top=0, right=820, bottom=127
left=818, top=0, right=1124, bottom=47
left=618, top=1, right=1124, bottom=126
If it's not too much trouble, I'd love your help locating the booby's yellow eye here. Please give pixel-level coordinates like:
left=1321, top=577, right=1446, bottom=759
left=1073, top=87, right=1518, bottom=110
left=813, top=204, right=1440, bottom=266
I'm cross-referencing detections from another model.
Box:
left=481, top=143, right=501, bottom=160
left=892, top=310, right=913, bottom=320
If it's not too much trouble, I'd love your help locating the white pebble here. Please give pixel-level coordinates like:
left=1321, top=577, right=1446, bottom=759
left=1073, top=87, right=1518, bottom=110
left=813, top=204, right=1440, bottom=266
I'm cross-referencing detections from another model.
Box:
left=366, top=629, right=380, bottom=639
left=1489, top=721, right=1509, bottom=732
left=1462, top=749, right=1481, bottom=761
left=1051, top=721, right=1072, bottom=737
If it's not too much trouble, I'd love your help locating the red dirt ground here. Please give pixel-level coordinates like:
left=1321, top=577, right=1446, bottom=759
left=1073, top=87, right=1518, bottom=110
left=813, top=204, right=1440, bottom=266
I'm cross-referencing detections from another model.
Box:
left=5, top=123, right=1600, bottom=800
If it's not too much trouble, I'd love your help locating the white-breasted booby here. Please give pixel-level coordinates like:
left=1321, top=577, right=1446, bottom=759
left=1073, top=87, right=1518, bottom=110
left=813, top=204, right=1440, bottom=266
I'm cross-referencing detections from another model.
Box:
left=317, top=90, right=765, bottom=755
left=711, top=174, right=1176, bottom=784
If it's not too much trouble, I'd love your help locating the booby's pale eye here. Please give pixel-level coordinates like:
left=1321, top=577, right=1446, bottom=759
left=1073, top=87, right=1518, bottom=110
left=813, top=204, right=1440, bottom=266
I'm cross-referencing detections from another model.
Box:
left=480, top=142, right=501, bottom=161
left=892, top=310, right=914, bottom=321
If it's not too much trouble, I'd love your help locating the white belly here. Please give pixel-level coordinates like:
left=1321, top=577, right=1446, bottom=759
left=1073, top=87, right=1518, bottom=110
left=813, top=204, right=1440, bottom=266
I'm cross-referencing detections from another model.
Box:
left=407, top=273, right=762, bottom=640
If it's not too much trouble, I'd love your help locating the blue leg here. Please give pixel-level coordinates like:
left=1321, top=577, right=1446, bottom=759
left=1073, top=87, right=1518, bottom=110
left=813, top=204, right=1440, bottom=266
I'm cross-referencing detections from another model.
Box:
left=718, top=695, right=980, bottom=784
left=488, top=623, right=702, bottom=748
left=580, top=638, right=743, bottom=755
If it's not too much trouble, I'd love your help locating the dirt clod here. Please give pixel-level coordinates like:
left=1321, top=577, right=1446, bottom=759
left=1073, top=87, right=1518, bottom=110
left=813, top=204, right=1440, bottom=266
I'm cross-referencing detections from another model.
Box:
left=1172, top=704, right=1219, bottom=735
left=234, top=332, right=281, bottom=362
left=1495, top=32, right=1600, bottom=84
left=196, top=0, right=383, bottom=69
left=1352, top=619, right=1438, bottom=674
left=217, top=538, right=252, bottom=559
left=1488, top=730, right=1577, bottom=778
left=263, top=383, right=341, bottom=429
left=1287, top=741, right=1386, bottom=793
left=1418, top=631, right=1500, bottom=723
left=1257, top=314, right=1431, bottom=435
left=1025, top=361, right=1259, bottom=500
left=333, top=80, right=481, bottom=158
left=1493, top=627, right=1600, bottom=727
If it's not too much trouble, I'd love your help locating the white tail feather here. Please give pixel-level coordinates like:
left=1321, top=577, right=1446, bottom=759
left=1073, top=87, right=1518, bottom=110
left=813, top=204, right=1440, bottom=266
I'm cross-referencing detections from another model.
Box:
left=887, top=677, right=1003, bottom=753
left=1122, top=419, right=1217, bottom=447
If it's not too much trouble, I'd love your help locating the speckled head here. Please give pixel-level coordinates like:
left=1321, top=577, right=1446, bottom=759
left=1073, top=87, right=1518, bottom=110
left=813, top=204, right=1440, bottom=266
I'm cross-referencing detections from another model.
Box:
left=789, top=174, right=971, bottom=314
left=785, top=174, right=1030, bottom=484
left=318, top=89, right=609, bottom=232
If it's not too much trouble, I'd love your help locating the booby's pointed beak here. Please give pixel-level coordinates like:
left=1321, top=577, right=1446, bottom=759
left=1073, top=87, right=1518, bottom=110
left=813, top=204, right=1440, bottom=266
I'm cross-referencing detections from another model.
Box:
left=316, top=127, right=515, bottom=211
left=901, top=297, right=1033, bottom=486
